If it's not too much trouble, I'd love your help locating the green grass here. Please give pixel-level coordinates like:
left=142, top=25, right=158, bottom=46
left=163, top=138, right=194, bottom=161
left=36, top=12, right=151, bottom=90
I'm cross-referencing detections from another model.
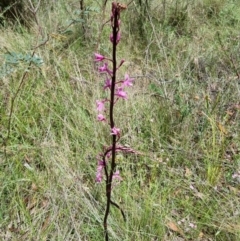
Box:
left=0, top=0, right=240, bottom=240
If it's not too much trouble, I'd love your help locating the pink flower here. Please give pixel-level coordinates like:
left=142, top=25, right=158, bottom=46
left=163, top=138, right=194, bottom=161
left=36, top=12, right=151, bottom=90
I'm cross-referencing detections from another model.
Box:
left=110, top=32, right=121, bottom=44
left=110, top=34, right=113, bottom=43
left=122, top=74, right=134, bottom=87
left=98, top=63, right=112, bottom=75
left=96, top=173, right=102, bottom=182
left=98, top=114, right=106, bottom=121
left=96, top=100, right=105, bottom=112
left=115, top=87, right=127, bottom=99
left=117, top=20, right=121, bottom=27
left=116, top=32, right=121, bottom=43
left=94, top=53, right=105, bottom=62
left=96, top=160, right=105, bottom=182
left=113, top=170, right=122, bottom=181
left=99, top=63, right=108, bottom=72
left=111, top=127, right=120, bottom=136
left=104, top=78, right=112, bottom=90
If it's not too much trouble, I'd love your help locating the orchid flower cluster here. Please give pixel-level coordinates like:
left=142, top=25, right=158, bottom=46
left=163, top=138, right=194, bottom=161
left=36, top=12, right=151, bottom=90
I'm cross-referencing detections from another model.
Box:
left=95, top=72, right=133, bottom=125
left=93, top=3, right=136, bottom=240
left=94, top=5, right=134, bottom=184
left=95, top=70, right=134, bottom=183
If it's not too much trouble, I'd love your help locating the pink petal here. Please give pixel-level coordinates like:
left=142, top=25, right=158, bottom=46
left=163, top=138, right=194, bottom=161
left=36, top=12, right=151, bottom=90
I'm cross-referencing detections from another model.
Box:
left=97, top=114, right=106, bottom=121
left=96, top=100, right=105, bottom=112
left=104, top=79, right=112, bottom=90
left=115, top=87, right=127, bottom=99
left=111, top=127, right=120, bottom=136
left=113, top=170, right=122, bottom=181
left=110, top=32, right=121, bottom=45
left=98, top=63, right=112, bottom=75
left=122, top=74, right=134, bottom=87
left=94, top=53, right=105, bottom=62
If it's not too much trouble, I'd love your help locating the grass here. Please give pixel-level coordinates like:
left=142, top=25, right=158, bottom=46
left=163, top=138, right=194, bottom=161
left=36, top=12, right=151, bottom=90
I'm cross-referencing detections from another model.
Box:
left=0, top=0, right=240, bottom=240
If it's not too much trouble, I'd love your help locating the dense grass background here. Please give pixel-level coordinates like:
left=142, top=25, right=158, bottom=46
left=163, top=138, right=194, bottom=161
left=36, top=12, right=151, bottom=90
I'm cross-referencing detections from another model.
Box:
left=0, top=0, right=240, bottom=240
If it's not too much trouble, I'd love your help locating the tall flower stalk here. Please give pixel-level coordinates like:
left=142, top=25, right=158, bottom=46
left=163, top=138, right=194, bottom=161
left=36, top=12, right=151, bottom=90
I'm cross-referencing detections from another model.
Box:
left=94, top=2, right=136, bottom=240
